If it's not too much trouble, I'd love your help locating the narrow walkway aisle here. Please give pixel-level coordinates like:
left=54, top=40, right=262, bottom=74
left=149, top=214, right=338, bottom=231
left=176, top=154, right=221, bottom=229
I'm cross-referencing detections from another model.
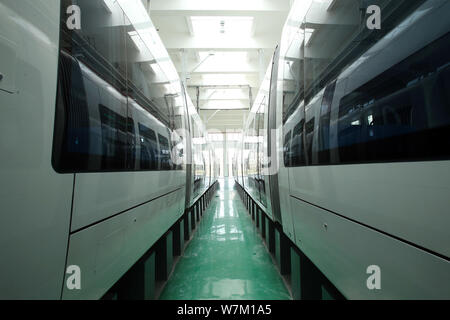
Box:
left=160, top=179, right=291, bottom=300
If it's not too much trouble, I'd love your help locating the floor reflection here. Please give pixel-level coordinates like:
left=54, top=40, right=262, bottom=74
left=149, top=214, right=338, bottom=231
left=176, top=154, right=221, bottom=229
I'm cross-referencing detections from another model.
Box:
left=159, top=178, right=291, bottom=300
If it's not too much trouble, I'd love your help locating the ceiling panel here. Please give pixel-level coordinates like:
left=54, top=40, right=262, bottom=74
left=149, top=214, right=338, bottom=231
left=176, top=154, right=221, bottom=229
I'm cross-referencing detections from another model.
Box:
left=150, top=0, right=290, bottom=131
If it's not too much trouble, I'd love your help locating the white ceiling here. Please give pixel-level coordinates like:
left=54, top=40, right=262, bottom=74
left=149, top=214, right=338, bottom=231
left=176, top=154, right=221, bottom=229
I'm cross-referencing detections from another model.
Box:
left=150, top=0, right=291, bottom=131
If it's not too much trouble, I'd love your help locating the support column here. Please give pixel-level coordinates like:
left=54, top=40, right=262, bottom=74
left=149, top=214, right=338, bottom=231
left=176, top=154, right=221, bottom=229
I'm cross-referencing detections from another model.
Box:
left=256, top=207, right=260, bottom=228
left=196, top=202, right=200, bottom=221
left=117, top=251, right=156, bottom=300
left=191, top=206, right=196, bottom=230
left=252, top=202, right=255, bottom=221
left=275, top=225, right=291, bottom=275
left=266, top=218, right=275, bottom=254
left=290, top=248, right=325, bottom=300
left=172, top=221, right=182, bottom=257
left=290, top=247, right=302, bottom=300
left=260, top=212, right=266, bottom=237
left=156, top=231, right=173, bottom=282
left=184, top=210, right=190, bottom=241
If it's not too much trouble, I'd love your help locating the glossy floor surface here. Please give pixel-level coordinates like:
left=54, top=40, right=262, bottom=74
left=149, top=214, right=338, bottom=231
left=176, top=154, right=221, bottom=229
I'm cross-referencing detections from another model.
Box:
left=159, top=179, right=291, bottom=300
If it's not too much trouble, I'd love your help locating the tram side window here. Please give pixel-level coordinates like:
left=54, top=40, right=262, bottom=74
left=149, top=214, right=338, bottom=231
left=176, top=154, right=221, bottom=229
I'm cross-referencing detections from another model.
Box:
left=138, top=124, right=158, bottom=170
left=54, top=1, right=181, bottom=173
left=53, top=51, right=91, bottom=172
left=172, top=132, right=184, bottom=171
left=305, top=118, right=315, bottom=164
left=291, top=119, right=306, bottom=166
left=127, top=119, right=136, bottom=170
left=336, top=32, right=450, bottom=164
left=283, top=131, right=292, bottom=167
left=193, top=150, right=205, bottom=195
left=99, top=105, right=128, bottom=170
left=158, top=134, right=172, bottom=171
left=316, top=82, right=336, bottom=165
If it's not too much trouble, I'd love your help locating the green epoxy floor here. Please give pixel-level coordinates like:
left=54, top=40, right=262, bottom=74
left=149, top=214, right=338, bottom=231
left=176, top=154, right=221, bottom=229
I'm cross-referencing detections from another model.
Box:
left=159, top=179, right=291, bottom=300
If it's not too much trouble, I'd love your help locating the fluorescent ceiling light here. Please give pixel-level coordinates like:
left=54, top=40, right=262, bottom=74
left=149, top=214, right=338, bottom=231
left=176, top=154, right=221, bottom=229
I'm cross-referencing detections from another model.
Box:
left=191, top=16, right=254, bottom=37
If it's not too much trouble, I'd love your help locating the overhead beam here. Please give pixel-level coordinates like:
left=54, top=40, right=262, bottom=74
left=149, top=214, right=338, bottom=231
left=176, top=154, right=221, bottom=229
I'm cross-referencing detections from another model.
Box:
left=158, top=32, right=281, bottom=50
left=187, top=70, right=260, bottom=75
left=152, top=10, right=289, bottom=17
left=187, top=85, right=252, bottom=89
left=150, top=0, right=291, bottom=13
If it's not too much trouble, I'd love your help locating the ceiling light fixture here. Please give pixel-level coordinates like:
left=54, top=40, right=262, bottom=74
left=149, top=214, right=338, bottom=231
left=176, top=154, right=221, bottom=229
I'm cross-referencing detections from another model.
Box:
left=190, top=16, right=254, bottom=37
